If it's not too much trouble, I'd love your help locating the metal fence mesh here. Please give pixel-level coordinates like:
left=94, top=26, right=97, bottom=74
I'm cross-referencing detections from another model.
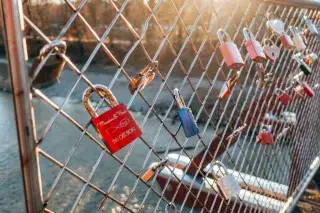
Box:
left=10, top=0, right=320, bottom=212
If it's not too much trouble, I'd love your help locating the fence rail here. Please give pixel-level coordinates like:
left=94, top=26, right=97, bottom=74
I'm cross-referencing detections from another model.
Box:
left=2, top=0, right=320, bottom=212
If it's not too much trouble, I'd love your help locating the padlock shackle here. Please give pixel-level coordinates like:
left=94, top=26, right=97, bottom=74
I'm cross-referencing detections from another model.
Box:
left=275, top=88, right=286, bottom=96
left=288, top=26, right=298, bottom=35
left=260, top=124, right=272, bottom=133
left=263, top=39, right=275, bottom=47
left=303, top=16, right=312, bottom=23
left=165, top=203, right=177, bottom=213
left=173, top=88, right=186, bottom=109
left=151, top=157, right=168, bottom=170
left=266, top=12, right=280, bottom=21
left=242, top=28, right=256, bottom=41
left=213, top=161, right=229, bottom=176
left=39, top=40, right=67, bottom=59
left=83, top=84, right=118, bottom=118
left=217, top=29, right=231, bottom=44
left=139, top=61, right=158, bottom=77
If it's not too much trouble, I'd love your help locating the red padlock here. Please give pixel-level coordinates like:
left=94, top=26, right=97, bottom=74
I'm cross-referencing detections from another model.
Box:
left=217, top=29, right=244, bottom=70
left=279, top=34, right=295, bottom=50
left=243, top=28, right=266, bottom=63
left=257, top=125, right=274, bottom=145
left=301, top=82, right=315, bottom=97
left=83, top=85, right=143, bottom=154
left=275, top=88, right=291, bottom=105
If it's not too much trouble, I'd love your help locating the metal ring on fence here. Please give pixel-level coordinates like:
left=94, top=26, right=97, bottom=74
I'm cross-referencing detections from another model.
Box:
left=165, top=202, right=177, bottom=213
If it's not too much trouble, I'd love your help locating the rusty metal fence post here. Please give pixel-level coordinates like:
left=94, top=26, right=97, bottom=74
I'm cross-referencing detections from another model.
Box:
left=0, top=0, right=43, bottom=212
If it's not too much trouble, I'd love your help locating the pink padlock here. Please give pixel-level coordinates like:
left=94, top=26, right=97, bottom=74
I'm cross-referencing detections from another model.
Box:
left=275, top=88, right=291, bottom=105
left=217, top=29, right=244, bottom=70
left=243, top=28, right=266, bottom=63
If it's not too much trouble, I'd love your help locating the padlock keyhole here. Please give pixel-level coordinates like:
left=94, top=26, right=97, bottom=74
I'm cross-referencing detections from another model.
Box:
left=272, top=52, right=275, bottom=56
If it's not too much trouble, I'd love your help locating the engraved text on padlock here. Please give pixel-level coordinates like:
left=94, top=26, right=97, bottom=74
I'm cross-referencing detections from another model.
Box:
left=83, top=85, right=143, bottom=153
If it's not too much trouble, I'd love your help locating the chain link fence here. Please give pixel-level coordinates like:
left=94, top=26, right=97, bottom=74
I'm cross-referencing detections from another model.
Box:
left=2, top=0, right=320, bottom=212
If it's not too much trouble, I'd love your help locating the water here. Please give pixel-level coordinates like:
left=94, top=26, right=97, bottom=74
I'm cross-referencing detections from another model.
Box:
left=0, top=61, right=291, bottom=213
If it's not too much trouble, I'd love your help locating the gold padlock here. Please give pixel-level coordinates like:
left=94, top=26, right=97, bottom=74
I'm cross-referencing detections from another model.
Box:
left=29, top=40, right=67, bottom=87
left=128, top=61, right=158, bottom=94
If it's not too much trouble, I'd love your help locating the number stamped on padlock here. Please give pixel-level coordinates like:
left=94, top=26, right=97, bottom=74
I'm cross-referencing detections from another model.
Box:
left=83, top=85, right=142, bottom=154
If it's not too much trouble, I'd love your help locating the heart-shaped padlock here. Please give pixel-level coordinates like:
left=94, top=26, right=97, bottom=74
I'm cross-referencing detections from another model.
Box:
left=263, top=39, right=280, bottom=63
left=266, top=13, right=285, bottom=36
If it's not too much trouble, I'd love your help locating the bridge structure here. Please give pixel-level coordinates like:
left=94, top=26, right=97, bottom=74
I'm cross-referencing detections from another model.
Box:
left=1, top=0, right=320, bottom=212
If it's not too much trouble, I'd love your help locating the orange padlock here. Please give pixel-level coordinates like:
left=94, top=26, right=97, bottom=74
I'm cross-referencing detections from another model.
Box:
left=128, top=61, right=158, bottom=94
left=304, top=50, right=318, bottom=65
left=219, top=72, right=239, bottom=100
left=243, top=28, right=266, bottom=63
left=217, top=29, right=244, bottom=70
left=279, top=34, right=295, bottom=50
left=262, top=39, right=280, bottom=63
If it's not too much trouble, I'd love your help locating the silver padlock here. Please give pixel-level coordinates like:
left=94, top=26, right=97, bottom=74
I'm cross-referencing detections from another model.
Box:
left=303, top=16, right=319, bottom=35
left=289, top=26, right=306, bottom=51
left=214, top=161, right=241, bottom=200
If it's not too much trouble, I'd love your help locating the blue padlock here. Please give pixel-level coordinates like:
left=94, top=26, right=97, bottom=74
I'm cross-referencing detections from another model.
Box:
left=174, top=88, right=199, bottom=138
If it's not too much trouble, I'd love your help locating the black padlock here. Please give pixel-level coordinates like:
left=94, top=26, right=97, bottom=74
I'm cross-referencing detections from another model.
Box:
left=29, top=40, right=67, bottom=87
